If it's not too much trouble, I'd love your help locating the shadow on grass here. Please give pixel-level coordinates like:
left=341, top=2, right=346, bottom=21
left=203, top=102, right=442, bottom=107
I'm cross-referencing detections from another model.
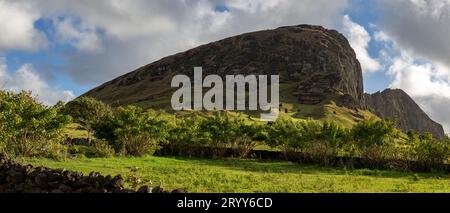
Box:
left=164, top=156, right=450, bottom=180
left=18, top=155, right=449, bottom=181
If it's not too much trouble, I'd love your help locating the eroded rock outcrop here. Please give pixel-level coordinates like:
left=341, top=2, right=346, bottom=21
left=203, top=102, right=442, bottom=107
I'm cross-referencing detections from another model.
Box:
left=365, top=89, right=445, bottom=139
left=83, top=24, right=364, bottom=107
left=82, top=24, right=445, bottom=137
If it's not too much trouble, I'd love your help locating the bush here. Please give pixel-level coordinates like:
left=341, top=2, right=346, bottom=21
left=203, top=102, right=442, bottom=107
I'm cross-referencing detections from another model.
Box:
left=265, top=118, right=303, bottom=153
left=266, top=119, right=348, bottom=155
left=411, top=132, right=449, bottom=167
left=197, top=113, right=238, bottom=158
left=301, top=121, right=349, bottom=164
left=0, top=91, right=71, bottom=158
left=167, top=112, right=266, bottom=158
left=69, top=141, right=115, bottom=158
left=63, top=97, right=111, bottom=142
left=351, top=119, right=399, bottom=161
left=232, top=117, right=266, bottom=158
left=167, top=113, right=205, bottom=154
left=93, top=106, right=172, bottom=156
left=89, top=139, right=115, bottom=158
left=180, top=112, right=266, bottom=158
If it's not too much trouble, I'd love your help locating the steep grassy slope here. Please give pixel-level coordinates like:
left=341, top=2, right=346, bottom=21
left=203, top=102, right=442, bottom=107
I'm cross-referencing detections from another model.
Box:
left=124, top=82, right=378, bottom=128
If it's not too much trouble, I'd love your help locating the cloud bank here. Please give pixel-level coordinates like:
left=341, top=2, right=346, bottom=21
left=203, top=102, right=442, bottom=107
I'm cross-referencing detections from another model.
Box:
left=374, top=0, right=450, bottom=133
left=25, top=0, right=349, bottom=84
left=0, top=0, right=449, bottom=133
left=0, top=57, right=75, bottom=105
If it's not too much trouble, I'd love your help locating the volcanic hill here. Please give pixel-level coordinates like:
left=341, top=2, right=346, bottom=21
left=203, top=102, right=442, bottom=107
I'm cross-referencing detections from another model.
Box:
left=82, top=24, right=445, bottom=138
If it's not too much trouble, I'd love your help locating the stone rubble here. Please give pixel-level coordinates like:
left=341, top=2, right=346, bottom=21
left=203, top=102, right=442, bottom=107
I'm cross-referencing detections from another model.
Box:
left=0, top=154, right=186, bottom=193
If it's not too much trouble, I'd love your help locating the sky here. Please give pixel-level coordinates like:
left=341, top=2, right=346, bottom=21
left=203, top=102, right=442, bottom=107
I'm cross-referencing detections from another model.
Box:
left=1, top=0, right=450, bottom=133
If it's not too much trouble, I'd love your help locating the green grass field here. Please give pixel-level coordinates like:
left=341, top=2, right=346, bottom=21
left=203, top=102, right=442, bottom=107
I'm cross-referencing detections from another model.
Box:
left=19, top=156, right=450, bottom=193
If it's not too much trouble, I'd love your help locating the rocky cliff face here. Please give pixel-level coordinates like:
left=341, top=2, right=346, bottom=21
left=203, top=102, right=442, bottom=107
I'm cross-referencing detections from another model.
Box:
left=83, top=24, right=445, bottom=137
left=83, top=24, right=364, bottom=107
left=365, top=89, right=445, bottom=139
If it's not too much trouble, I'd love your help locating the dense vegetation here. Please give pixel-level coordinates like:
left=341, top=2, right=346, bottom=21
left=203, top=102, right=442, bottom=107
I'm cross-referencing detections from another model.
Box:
left=0, top=91, right=71, bottom=158
left=1, top=92, right=449, bottom=171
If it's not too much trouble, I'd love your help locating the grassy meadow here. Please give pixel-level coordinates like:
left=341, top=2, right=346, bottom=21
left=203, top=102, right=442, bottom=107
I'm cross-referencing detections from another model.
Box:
left=19, top=156, right=450, bottom=193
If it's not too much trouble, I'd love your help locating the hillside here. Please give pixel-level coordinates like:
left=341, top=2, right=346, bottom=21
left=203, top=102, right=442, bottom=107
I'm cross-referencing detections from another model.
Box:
left=82, top=24, right=444, bottom=137
left=365, top=89, right=445, bottom=139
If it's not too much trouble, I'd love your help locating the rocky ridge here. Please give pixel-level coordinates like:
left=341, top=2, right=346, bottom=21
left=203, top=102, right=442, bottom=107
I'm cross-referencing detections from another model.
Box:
left=365, top=89, right=445, bottom=139
left=83, top=24, right=445, bottom=138
left=84, top=24, right=364, bottom=107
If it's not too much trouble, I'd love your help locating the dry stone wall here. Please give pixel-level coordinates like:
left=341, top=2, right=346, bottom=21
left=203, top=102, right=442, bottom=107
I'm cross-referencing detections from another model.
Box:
left=0, top=154, right=186, bottom=193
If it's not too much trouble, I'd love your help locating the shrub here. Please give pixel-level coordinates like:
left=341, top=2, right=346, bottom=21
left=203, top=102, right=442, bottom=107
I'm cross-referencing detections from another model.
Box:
left=0, top=91, right=71, bottom=158
left=265, top=118, right=303, bottom=153
left=181, top=112, right=265, bottom=158
left=232, top=118, right=266, bottom=158
left=167, top=113, right=205, bottom=154
left=93, top=106, right=172, bottom=156
left=167, top=113, right=266, bottom=158
left=301, top=121, right=349, bottom=163
left=412, top=133, right=449, bottom=167
left=70, top=139, right=115, bottom=158
left=198, top=112, right=237, bottom=158
left=63, top=97, right=111, bottom=142
left=351, top=119, right=400, bottom=161
left=266, top=119, right=348, bottom=155
left=90, top=139, right=115, bottom=158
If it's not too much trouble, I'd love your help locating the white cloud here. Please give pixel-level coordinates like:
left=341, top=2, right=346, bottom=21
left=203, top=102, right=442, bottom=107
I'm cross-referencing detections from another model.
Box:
left=388, top=53, right=450, bottom=133
left=13, top=0, right=348, bottom=84
left=54, top=17, right=102, bottom=53
left=342, top=15, right=381, bottom=73
left=0, top=58, right=75, bottom=105
left=0, top=0, right=47, bottom=51
left=371, top=30, right=450, bottom=133
left=370, top=0, right=450, bottom=133
left=377, top=0, right=450, bottom=71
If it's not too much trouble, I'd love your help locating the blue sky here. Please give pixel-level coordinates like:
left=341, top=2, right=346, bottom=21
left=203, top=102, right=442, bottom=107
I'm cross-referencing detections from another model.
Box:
left=1, top=0, right=450, bottom=132
left=0, top=0, right=389, bottom=96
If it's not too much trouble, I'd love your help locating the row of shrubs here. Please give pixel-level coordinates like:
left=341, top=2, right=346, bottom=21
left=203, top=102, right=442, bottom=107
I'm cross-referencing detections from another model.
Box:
left=59, top=96, right=450, bottom=168
left=1, top=91, right=449, bottom=169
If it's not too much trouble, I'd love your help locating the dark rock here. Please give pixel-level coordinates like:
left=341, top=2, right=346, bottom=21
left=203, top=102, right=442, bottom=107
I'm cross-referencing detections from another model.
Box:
left=82, top=24, right=364, bottom=108
left=48, top=181, right=60, bottom=189
left=51, top=189, right=63, bottom=193
left=34, top=173, right=48, bottom=188
left=8, top=170, right=26, bottom=184
left=59, top=184, right=72, bottom=192
left=0, top=154, right=186, bottom=193
left=152, top=185, right=164, bottom=193
left=171, top=189, right=187, bottom=193
left=78, top=24, right=445, bottom=137
left=111, top=175, right=125, bottom=189
left=365, top=89, right=445, bottom=139
left=137, top=185, right=152, bottom=193
left=73, top=180, right=90, bottom=188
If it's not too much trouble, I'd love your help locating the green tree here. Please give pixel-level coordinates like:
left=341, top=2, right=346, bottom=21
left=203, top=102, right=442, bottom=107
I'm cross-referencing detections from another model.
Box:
left=232, top=117, right=266, bottom=158
left=63, top=97, right=111, bottom=143
left=168, top=113, right=205, bottom=152
left=265, top=118, right=303, bottom=153
left=0, top=91, right=71, bottom=158
left=198, top=112, right=237, bottom=158
left=411, top=132, right=449, bottom=167
left=93, top=105, right=172, bottom=156
left=301, top=121, right=349, bottom=161
left=351, top=119, right=400, bottom=160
